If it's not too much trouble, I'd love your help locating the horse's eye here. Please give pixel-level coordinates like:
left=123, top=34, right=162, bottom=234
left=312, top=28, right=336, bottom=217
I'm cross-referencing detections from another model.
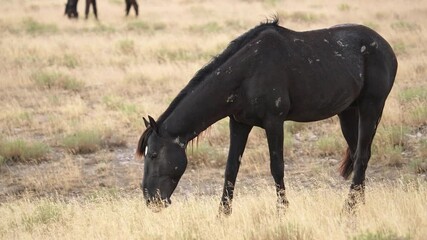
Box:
left=151, top=152, right=158, bottom=159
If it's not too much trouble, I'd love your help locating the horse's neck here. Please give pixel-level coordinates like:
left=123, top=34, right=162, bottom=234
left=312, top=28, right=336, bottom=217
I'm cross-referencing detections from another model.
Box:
left=160, top=72, right=239, bottom=143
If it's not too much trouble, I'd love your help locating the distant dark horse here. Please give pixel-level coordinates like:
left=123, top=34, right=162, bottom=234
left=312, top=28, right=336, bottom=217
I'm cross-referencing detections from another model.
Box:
left=136, top=18, right=397, bottom=215
left=64, top=0, right=97, bottom=19
left=65, top=0, right=79, bottom=18
left=85, top=0, right=98, bottom=19
left=125, top=0, right=139, bottom=17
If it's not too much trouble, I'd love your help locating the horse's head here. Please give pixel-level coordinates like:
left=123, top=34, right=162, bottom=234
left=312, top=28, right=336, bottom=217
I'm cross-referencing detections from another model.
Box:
left=136, top=116, right=187, bottom=210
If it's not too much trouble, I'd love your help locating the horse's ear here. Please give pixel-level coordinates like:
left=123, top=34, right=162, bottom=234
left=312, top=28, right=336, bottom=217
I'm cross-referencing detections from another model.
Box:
left=143, top=117, right=150, bottom=128
left=148, top=115, right=159, bottom=133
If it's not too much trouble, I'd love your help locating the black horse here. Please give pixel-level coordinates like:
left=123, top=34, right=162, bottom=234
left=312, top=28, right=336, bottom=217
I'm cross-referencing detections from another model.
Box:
left=136, top=18, right=397, bottom=214
left=125, top=0, right=139, bottom=17
left=65, top=0, right=79, bottom=19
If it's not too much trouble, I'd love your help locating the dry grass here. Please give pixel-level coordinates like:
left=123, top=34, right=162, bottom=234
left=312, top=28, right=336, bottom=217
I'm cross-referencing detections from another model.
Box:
left=0, top=180, right=425, bottom=240
left=0, top=0, right=427, bottom=239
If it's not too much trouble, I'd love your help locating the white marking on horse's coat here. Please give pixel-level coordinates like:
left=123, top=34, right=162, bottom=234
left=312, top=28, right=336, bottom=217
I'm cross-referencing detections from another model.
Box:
left=334, top=51, right=343, bottom=57
left=226, top=67, right=232, bottom=74
left=275, top=97, right=282, bottom=108
left=323, top=39, right=329, bottom=43
left=308, top=58, right=313, bottom=64
left=254, top=49, right=258, bottom=53
left=361, top=45, right=366, bottom=53
left=238, top=155, right=242, bottom=163
left=337, top=40, right=347, bottom=47
left=175, top=166, right=178, bottom=170
left=174, top=137, right=185, bottom=148
left=370, top=41, right=378, bottom=48
left=144, top=146, right=148, bottom=156
left=216, top=69, right=221, bottom=75
left=226, top=94, right=236, bottom=103
left=256, top=40, right=262, bottom=44
left=293, top=38, right=304, bottom=43
left=316, top=59, right=320, bottom=62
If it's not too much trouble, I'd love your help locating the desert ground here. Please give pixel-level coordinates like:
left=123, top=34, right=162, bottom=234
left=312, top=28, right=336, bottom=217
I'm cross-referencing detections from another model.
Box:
left=0, top=0, right=426, bottom=239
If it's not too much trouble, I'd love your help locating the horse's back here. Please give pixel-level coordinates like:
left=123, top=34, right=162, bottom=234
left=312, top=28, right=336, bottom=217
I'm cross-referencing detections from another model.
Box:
left=235, top=24, right=397, bottom=123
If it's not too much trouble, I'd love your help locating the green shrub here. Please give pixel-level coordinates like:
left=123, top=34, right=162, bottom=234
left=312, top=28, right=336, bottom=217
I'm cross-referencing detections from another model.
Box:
left=102, top=95, right=138, bottom=115
left=399, top=86, right=427, bottom=103
left=187, top=142, right=225, bottom=167
left=62, top=128, right=127, bottom=154
left=22, top=18, right=58, bottom=35
left=117, top=39, right=135, bottom=55
left=286, top=121, right=307, bottom=134
left=126, top=20, right=166, bottom=33
left=188, top=22, right=222, bottom=34
left=315, top=135, right=342, bottom=157
left=353, top=230, right=410, bottom=240
left=91, top=23, right=115, bottom=33
left=156, top=48, right=209, bottom=62
left=375, top=126, right=408, bottom=148
left=391, top=21, right=420, bottom=32
left=32, top=71, right=84, bottom=91
left=408, top=105, right=427, bottom=126
left=287, top=12, right=320, bottom=23
left=392, top=40, right=407, bottom=56
left=62, top=130, right=102, bottom=154
left=409, top=158, right=427, bottom=174
left=0, top=139, right=50, bottom=164
left=62, top=54, right=79, bottom=69
left=338, top=3, right=350, bottom=11
left=22, top=202, right=63, bottom=231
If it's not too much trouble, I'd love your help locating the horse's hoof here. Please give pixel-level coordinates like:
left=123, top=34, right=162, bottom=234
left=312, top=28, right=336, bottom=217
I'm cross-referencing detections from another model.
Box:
left=218, top=203, right=232, bottom=217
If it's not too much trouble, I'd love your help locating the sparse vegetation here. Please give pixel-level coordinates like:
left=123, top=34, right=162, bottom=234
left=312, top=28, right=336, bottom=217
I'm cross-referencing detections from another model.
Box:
left=32, top=71, right=84, bottom=91
left=188, top=22, right=223, bottom=34
left=22, top=17, right=58, bottom=35
left=21, top=201, right=63, bottom=231
left=338, top=4, right=350, bottom=12
left=0, top=182, right=425, bottom=239
left=0, top=139, right=50, bottom=164
left=285, top=12, right=322, bottom=23
left=62, top=130, right=102, bottom=154
left=315, top=135, right=343, bottom=157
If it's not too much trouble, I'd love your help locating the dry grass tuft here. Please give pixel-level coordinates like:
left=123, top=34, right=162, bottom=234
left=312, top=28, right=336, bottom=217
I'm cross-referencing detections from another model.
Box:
left=0, top=181, right=425, bottom=239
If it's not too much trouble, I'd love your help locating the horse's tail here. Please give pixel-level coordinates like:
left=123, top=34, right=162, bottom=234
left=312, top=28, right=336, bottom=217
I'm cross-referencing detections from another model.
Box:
left=339, top=147, right=353, bottom=179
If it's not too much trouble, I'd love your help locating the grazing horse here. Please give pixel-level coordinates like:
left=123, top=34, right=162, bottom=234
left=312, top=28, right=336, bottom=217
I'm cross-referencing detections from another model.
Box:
left=125, top=0, right=139, bottom=17
left=65, top=0, right=79, bottom=18
left=136, top=18, right=397, bottom=215
left=85, top=0, right=98, bottom=19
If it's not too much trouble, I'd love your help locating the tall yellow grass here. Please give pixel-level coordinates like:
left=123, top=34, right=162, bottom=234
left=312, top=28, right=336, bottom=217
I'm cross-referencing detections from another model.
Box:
left=0, top=181, right=425, bottom=240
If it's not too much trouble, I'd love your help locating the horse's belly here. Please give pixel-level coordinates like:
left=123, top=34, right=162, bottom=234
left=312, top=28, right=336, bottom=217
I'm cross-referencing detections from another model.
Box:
left=286, top=81, right=362, bottom=122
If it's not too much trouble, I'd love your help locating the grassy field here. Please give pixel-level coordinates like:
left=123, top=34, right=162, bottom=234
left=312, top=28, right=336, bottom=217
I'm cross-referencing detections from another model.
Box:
left=0, top=0, right=426, bottom=239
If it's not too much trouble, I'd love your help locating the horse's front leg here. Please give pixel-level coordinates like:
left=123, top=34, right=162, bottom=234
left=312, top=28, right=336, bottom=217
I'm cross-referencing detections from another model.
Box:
left=265, top=118, right=289, bottom=213
left=219, top=117, right=252, bottom=215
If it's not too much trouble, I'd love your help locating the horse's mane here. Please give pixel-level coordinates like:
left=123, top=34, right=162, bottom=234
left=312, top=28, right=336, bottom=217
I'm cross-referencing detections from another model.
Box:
left=136, top=17, right=279, bottom=158
left=157, top=17, right=279, bottom=124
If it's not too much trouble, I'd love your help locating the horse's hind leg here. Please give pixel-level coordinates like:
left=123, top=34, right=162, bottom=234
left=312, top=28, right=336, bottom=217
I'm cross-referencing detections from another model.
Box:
left=344, top=88, right=389, bottom=214
left=219, top=117, right=252, bottom=215
left=338, top=107, right=359, bottom=179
